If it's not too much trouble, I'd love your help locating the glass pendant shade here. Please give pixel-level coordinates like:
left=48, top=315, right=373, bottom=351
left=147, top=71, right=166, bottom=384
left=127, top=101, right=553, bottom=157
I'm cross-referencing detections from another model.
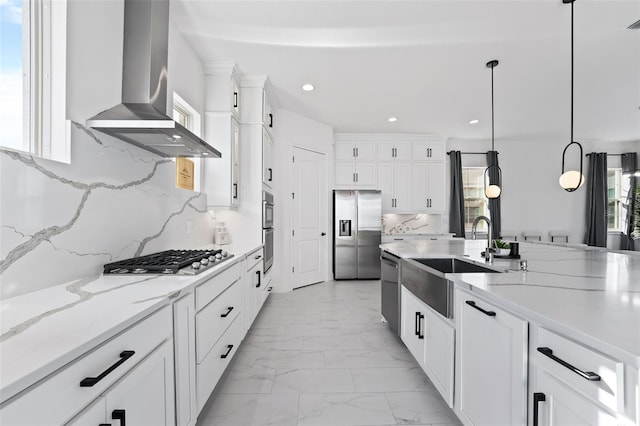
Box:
left=484, top=164, right=502, bottom=199
left=485, top=184, right=502, bottom=199
left=559, top=170, right=585, bottom=190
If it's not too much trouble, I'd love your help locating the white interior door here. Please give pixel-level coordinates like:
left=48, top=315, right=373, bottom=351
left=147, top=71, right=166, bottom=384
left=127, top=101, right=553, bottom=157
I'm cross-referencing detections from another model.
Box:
left=292, top=147, right=327, bottom=289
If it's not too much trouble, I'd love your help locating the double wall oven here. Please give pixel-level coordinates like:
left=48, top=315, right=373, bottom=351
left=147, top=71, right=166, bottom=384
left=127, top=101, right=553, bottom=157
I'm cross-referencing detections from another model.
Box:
left=262, top=190, right=274, bottom=273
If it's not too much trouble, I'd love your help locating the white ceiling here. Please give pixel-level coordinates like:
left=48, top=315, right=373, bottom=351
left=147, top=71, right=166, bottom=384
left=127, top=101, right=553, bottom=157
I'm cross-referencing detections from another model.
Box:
left=171, top=0, right=640, bottom=144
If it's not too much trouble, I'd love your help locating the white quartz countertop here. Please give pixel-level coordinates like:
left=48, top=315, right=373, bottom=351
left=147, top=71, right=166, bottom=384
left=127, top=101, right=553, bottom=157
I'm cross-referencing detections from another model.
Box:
left=381, top=239, right=640, bottom=365
left=0, top=244, right=262, bottom=403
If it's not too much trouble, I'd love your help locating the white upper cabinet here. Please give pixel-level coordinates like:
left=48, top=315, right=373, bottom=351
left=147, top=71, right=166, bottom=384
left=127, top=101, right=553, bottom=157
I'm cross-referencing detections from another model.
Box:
left=334, top=140, right=378, bottom=161
left=412, top=139, right=445, bottom=161
left=263, top=91, right=274, bottom=134
left=377, top=141, right=412, bottom=161
left=203, top=62, right=242, bottom=119
left=379, top=163, right=412, bottom=212
left=263, top=128, right=274, bottom=187
left=411, top=163, right=445, bottom=213
left=203, top=114, right=240, bottom=208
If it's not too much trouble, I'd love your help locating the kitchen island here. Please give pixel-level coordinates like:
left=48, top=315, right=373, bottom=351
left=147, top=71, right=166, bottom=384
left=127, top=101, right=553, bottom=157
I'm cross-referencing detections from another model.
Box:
left=381, top=238, right=640, bottom=426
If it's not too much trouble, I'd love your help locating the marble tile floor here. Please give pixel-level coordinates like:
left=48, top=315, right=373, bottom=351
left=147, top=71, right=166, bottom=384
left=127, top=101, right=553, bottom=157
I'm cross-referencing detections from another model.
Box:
left=197, top=280, right=461, bottom=426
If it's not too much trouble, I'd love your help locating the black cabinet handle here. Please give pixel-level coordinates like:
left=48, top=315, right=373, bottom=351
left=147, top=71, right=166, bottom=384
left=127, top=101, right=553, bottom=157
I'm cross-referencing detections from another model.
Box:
left=418, top=314, right=425, bottom=339
left=268, top=168, right=273, bottom=181
left=533, top=392, right=546, bottom=426
left=537, top=347, right=601, bottom=381
left=221, top=344, right=234, bottom=359
left=267, top=286, right=273, bottom=292
left=255, top=270, right=261, bottom=287
left=255, top=255, right=262, bottom=260
left=233, top=183, right=238, bottom=199
left=112, top=409, right=126, bottom=426
left=415, top=312, right=420, bottom=336
left=80, top=351, right=135, bottom=387
left=233, top=91, right=238, bottom=108
left=99, top=424, right=111, bottom=426
left=465, top=300, right=496, bottom=317
left=221, top=306, right=234, bottom=318
left=269, top=113, right=273, bottom=128
left=321, top=232, right=326, bottom=236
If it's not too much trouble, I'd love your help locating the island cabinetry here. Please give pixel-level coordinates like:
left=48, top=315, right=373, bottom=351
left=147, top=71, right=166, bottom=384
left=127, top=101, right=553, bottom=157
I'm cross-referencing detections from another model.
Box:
left=455, top=287, right=528, bottom=426
left=0, top=306, right=174, bottom=425
left=194, top=261, right=244, bottom=411
left=400, top=285, right=455, bottom=407
left=530, top=326, right=635, bottom=426
left=173, top=292, right=197, bottom=426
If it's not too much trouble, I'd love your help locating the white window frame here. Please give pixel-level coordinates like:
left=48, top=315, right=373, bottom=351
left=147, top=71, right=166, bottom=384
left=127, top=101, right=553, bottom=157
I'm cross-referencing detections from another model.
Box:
left=1, top=0, right=69, bottom=162
left=462, top=167, right=490, bottom=233
left=172, top=92, right=202, bottom=192
left=607, top=168, right=629, bottom=233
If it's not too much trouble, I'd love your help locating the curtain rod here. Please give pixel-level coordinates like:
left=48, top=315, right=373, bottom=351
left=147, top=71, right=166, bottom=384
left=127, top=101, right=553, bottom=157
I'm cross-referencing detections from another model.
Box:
left=446, top=151, right=498, bottom=155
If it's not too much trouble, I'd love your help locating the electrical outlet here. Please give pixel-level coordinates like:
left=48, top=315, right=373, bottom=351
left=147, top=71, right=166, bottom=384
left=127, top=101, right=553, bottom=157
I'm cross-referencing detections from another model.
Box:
left=186, top=221, right=193, bottom=234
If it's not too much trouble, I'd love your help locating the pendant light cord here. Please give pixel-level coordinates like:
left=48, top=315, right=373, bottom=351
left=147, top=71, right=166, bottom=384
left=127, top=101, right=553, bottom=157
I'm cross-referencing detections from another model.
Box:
left=491, top=63, right=495, bottom=151
left=570, top=0, right=574, bottom=143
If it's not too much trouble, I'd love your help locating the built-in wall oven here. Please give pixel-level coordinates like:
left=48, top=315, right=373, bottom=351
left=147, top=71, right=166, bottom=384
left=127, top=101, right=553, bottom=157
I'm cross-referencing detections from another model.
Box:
left=263, top=191, right=274, bottom=273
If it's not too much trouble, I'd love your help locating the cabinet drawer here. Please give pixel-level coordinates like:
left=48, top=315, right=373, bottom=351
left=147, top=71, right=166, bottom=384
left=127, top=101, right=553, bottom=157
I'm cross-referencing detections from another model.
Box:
left=196, top=314, right=243, bottom=411
left=196, top=261, right=242, bottom=311
left=196, top=281, right=242, bottom=363
left=536, top=327, right=624, bottom=413
left=0, top=306, right=172, bottom=425
left=246, top=248, right=264, bottom=271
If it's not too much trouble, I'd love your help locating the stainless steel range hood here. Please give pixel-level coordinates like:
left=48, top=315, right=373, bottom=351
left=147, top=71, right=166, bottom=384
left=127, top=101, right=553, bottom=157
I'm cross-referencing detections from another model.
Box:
left=86, top=0, right=220, bottom=158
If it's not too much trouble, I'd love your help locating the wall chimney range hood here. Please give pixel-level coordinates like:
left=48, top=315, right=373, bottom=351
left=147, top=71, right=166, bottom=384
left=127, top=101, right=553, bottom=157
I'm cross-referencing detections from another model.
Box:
left=86, top=0, right=221, bottom=158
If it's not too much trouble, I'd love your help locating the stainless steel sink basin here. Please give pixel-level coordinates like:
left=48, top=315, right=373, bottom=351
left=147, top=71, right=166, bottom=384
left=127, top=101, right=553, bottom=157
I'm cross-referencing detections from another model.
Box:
left=413, top=258, right=503, bottom=274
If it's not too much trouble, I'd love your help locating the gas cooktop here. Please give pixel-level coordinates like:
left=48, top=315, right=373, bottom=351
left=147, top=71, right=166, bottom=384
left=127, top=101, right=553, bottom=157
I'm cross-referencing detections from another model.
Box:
left=103, top=249, right=233, bottom=275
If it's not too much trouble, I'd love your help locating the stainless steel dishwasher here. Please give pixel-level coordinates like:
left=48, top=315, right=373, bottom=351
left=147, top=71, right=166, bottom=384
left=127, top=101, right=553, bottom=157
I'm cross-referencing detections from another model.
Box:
left=380, top=251, right=401, bottom=336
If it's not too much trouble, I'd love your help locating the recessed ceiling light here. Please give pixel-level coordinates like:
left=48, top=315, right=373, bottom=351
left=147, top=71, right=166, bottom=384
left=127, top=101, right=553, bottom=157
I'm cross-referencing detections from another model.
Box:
left=469, top=119, right=479, bottom=125
left=302, top=84, right=315, bottom=91
left=388, top=117, right=398, bottom=122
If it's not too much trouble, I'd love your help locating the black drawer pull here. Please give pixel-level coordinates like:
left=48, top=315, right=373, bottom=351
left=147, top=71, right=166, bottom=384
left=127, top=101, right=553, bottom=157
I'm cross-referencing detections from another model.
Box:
left=233, top=183, right=238, bottom=199
left=233, top=91, right=238, bottom=108
left=269, top=113, right=273, bottom=128
left=255, top=255, right=262, bottom=260
left=256, top=270, right=261, bottom=287
left=533, top=392, right=545, bottom=426
left=418, top=313, right=425, bottom=339
left=537, top=347, right=601, bottom=381
left=268, top=168, right=273, bottom=181
left=465, top=300, right=496, bottom=317
left=267, top=286, right=273, bottom=292
left=80, top=351, right=135, bottom=387
left=112, top=409, right=126, bottom=426
left=221, top=306, right=234, bottom=318
left=221, top=344, right=234, bottom=359
left=415, top=312, right=420, bottom=336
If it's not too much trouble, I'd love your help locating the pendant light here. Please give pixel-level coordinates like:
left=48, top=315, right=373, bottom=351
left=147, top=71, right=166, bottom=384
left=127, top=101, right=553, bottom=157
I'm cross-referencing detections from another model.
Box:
left=484, top=59, right=502, bottom=199
left=559, top=0, right=585, bottom=191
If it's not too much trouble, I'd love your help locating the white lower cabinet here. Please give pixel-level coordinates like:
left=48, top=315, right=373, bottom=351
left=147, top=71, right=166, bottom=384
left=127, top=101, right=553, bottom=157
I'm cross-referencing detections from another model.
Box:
left=401, top=286, right=454, bottom=407
left=174, top=293, right=197, bottom=426
left=245, top=249, right=265, bottom=329
left=455, top=288, right=528, bottom=426
left=68, top=339, right=175, bottom=426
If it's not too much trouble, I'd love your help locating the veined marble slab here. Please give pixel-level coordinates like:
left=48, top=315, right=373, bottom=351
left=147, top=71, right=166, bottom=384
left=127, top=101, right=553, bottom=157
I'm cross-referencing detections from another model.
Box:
left=0, top=253, right=251, bottom=404
left=381, top=239, right=640, bottom=365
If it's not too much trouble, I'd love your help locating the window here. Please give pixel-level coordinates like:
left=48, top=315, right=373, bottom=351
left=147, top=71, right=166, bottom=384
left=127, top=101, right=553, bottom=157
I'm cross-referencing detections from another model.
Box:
left=0, top=0, right=68, bottom=162
left=462, top=167, right=489, bottom=232
left=172, top=92, right=202, bottom=192
left=607, top=168, right=631, bottom=232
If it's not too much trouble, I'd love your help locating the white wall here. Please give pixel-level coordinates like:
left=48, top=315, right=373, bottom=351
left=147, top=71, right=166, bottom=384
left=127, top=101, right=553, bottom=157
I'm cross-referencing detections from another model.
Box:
left=272, top=109, right=334, bottom=292
left=446, top=137, right=640, bottom=244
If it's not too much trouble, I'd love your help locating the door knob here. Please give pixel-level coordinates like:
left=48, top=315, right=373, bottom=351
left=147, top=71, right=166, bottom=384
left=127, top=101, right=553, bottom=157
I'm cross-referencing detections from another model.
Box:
left=321, top=232, right=326, bottom=236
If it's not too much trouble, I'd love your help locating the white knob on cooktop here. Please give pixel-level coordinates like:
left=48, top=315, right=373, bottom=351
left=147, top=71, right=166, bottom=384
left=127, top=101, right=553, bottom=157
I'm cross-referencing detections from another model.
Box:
left=215, top=253, right=222, bottom=260
left=192, top=262, right=201, bottom=270
left=200, top=258, right=209, bottom=265
left=221, top=251, right=228, bottom=257
left=208, top=255, right=216, bottom=262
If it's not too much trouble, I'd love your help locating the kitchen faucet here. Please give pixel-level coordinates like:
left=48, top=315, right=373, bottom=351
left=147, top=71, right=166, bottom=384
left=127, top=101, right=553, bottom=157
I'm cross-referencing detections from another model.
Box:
left=472, top=216, right=493, bottom=262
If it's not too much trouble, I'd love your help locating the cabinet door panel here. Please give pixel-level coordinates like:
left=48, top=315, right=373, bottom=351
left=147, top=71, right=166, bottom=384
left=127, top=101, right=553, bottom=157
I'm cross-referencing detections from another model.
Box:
left=262, top=129, right=274, bottom=187
left=66, top=397, right=106, bottom=426
left=231, top=118, right=240, bottom=205
left=354, top=163, right=377, bottom=186
left=335, top=163, right=356, bottom=185
left=411, top=142, right=431, bottom=161
left=427, top=163, right=445, bottom=213
left=354, top=142, right=377, bottom=161
left=378, top=164, right=394, bottom=211
left=393, top=165, right=412, bottom=211
left=400, top=287, right=425, bottom=364
left=174, top=294, right=197, bottom=425
left=393, top=142, right=412, bottom=161
left=411, top=164, right=429, bottom=211
left=428, top=140, right=445, bottom=160
left=457, top=290, right=527, bottom=426
left=335, top=142, right=356, bottom=160
left=377, top=142, right=395, bottom=161
left=105, top=339, right=175, bottom=426
left=424, top=309, right=454, bottom=407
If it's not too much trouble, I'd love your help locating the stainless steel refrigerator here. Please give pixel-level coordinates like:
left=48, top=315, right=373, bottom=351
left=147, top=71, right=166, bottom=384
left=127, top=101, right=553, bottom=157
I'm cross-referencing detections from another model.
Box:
left=333, top=190, right=382, bottom=279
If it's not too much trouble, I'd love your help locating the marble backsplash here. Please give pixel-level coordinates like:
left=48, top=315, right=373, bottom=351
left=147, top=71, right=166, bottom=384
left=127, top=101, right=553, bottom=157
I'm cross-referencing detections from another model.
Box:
left=382, top=214, right=442, bottom=235
left=0, top=122, right=216, bottom=300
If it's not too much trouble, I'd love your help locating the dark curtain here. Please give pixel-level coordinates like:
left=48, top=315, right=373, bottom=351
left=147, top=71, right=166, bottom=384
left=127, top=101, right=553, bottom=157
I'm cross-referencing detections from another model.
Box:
left=486, top=151, right=501, bottom=239
left=621, top=153, right=637, bottom=250
left=585, top=153, right=608, bottom=247
left=449, top=151, right=465, bottom=238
